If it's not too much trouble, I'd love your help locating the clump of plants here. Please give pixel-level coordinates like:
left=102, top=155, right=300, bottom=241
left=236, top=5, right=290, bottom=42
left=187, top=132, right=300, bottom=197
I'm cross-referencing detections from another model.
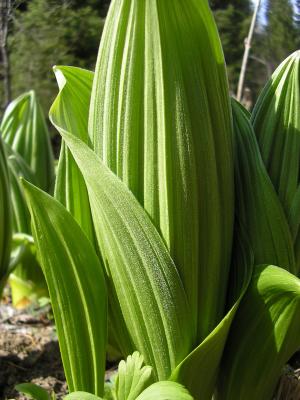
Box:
left=1, top=0, right=300, bottom=399
left=0, top=90, right=54, bottom=307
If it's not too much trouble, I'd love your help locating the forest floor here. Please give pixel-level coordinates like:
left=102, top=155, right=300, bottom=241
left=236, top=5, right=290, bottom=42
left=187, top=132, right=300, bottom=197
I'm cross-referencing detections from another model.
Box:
left=1, top=288, right=300, bottom=400
left=0, top=290, right=66, bottom=400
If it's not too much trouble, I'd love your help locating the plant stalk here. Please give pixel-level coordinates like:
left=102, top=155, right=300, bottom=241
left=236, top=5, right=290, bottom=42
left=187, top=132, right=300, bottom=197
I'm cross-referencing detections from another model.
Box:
left=236, top=0, right=262, bottom=102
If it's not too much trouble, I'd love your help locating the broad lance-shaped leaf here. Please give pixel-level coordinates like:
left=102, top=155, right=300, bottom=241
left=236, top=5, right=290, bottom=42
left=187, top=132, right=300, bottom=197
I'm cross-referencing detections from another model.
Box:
left=51, top=66, right=95, bottom=244
left=1, top=90, right=54, bottom=192
left=22, top=180, right=107, bottom=396
left=0, top=136, right=12, bottom=294
left=216, top=264, right=300, bottom=400
left=251, top=51, right=300, bottom=272
left=50, top=65, right=133, bottom=358
left=59, top=129, right=193, bottom=381
left=170, top=227, right=253, bottom=400
left=115, top=352, right=154, bottom=400
left=232, top=99, right=295, bottom=273
left=89, top=0, right=234, bottom=340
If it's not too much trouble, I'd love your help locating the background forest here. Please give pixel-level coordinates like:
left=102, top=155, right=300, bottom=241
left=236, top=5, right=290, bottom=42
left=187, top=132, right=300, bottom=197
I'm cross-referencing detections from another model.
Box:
left=0, top=0, right=299, bottom=115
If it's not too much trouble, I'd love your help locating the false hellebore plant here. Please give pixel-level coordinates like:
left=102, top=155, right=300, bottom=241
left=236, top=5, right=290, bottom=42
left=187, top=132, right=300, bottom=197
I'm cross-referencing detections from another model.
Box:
left=12, top=0, right=300, bottom=399
left=0, top=90, right=54, bottom=307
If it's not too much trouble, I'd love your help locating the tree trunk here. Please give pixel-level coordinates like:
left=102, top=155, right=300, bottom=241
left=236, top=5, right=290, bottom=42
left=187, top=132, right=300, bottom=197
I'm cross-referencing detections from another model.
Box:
left=0, top=0, right=12, bottom=111
left=236, top=0, right=262, bottom=102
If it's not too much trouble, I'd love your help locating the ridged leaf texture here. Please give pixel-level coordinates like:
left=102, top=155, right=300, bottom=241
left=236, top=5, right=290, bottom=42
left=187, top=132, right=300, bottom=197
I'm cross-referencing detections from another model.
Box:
left=0, top=136, right=12, bottom=288
left=217, top=264, right=300, bottom=400
left=251, top=51, right=300, bottom=272
left=115, top=352, right=153, bottom=400
left=89, top=0, right=234, bottom=340
left=232, top=99, right=295, bottom=272
left=58, top=129, right=193, bottom=381
left=50, top=65, right=133, bottom=359
left=4, top=142, right=36, bottom=233
left=170, top=229, right=253, bottom=400
left=51, top=66, right=95, bottom=244
left=1, top=90, right=54, bottom=192
left=23, top=181, right=107, bottom=396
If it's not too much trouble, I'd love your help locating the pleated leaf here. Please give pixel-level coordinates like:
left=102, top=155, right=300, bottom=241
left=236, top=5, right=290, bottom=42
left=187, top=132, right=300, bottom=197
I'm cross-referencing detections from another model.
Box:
left=58, top=129, right=193, bottom=381
left=115, top=352, right=153, bottom=400
left=251, top=51, right=300, bottom=272
left=22, top=181, right=107, bottom=396
left=170, top=229, right=253, bottom=400
left=217, top=264, right=300, bottom=400
left=0, top=136, right=12, bottom=290
left=89, top=0, right=234, bottom=340
left=1, top=90, right=54, bottom=192
left=51, top=66, right=95, bottom=244
left=50, top=65, right=133, bottom=358
left=135, top=381, right=193, bottom=400
left=4, top=142, right=36, bottom=233
left=232, top=98, right=295, bottom=272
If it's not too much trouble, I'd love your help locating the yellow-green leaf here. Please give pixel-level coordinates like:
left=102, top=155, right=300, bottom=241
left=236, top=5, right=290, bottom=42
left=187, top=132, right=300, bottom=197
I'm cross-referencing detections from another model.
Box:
left=1, top=90, right=54, bottom=192
left=89, top=0, right=234, bottom=341
left=251, top=51, right=300, bottom=272
left=217, top=264, right=300, bottom=400
left=23, top=181, right=107, bottom=396
left=51, top=66, right=95, bottom=244
left=232, top=98, right=295, bottom=272
left=116, top=352, right=153, bottom=400
left=59, top=129, right=193, bottom=381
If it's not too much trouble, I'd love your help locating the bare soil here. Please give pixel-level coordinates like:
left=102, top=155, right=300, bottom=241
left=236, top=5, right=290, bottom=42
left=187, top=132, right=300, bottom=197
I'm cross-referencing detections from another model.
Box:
left=0, top=292, right=66, bottom=400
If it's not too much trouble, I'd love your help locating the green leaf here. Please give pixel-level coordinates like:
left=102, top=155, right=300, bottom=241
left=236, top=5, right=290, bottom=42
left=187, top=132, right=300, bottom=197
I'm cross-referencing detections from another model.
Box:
left=50, top=65, right=133, bottom=359
left=89, top=0, right=234, bottom=341
left=15, top=383, right=50, bottom=400
left=7, top=155, right=31, bottom=233
left=115, top=352, right=153, bottom=400
left=135, top=381, right=193, bottom=400
left=1, top=90, right=54, bottom=192
left=5, top=142, right=36, bottom=233
left=217, top=264, right=300, bottom=400
left=232, top=98, right=295, bottom=273
left=170, top=228, right=253, bottom=400
left=22, top=180, right=107, bottom=396
left=64, top=393, right=103, bottom=400
left=50, top=66, right=95, bottom=244
left=0, top=135, right=12, bottom=289
left=57, top=129, right=193, bottom=381
left=251, top=51, right=300, bottom=272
